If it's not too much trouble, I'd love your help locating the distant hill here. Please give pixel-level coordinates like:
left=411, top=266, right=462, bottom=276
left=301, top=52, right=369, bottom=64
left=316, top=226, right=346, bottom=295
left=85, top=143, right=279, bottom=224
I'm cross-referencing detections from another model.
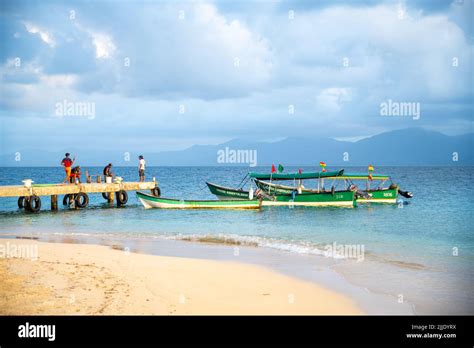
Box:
left=0, top=128, right=472, bottom=166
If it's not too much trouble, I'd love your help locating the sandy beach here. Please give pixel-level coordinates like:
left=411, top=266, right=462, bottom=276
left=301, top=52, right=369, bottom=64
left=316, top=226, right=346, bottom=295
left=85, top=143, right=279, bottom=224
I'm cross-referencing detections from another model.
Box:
left=0, top=238, right=362, bottom=315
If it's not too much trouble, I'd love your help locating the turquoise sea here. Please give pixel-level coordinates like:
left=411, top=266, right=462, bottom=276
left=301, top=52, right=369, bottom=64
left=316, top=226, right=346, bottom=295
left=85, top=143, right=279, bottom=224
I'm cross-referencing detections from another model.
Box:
left=0, top=166, right=473, bottom=314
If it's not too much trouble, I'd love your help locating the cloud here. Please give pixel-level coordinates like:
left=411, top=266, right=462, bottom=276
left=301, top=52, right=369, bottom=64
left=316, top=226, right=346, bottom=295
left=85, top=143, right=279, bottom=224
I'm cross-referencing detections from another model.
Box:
left=23, top=21, right=56, bottom=47
left=89, top=32, right=116, bottom=59
left=316, top=88, right=352, bottom=112
left=73, top=2, right=274, bottom=99
left=0, top=0, right=472, bottom=153
left=266, top=3, right=472, bottom=101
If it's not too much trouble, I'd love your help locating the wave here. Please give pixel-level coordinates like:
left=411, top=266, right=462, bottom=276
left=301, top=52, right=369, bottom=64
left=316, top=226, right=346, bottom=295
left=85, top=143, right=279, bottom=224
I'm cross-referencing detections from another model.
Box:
left=164, top=233, right=344, bottom=258
left=164, top=234, right=427, bottom=269
left=3, top=230, right=426, bottom=269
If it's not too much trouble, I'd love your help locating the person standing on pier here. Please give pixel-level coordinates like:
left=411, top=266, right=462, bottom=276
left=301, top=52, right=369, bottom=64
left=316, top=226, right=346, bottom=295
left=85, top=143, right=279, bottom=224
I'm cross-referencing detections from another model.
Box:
left=61, top=153, right=75, bottom=184
left=138, top=155, right=146, bottom=182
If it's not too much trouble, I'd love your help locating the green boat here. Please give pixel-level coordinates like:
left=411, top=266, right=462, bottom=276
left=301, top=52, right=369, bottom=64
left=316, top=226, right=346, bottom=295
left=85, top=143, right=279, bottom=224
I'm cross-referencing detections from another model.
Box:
left=262, top=188, right=356, bottom=207
left=136, top=191, right=261, bottom=209
left=207, top=170, right=345, bottom=200
left=206, top=182, right=251, bottom=200
left=334, top=173, right=412, bottom=203
left=207, top=170, right=356, bottom=207
left=253, top=173, right=412, bottom=203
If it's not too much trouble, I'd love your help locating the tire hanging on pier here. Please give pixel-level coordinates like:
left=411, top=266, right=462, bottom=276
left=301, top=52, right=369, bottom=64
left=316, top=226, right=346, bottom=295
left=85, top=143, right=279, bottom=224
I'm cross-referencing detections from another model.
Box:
left=18, top=196, right=25, bottom=209
left=75, top=192, right=89, bottom=208
left=116, top=190, right=128, bottom=206
left=63, top=194, right=73, bottom=206
left=102, top=192, right=109, bottom=200
left=25, top=195, right=41, bottom=213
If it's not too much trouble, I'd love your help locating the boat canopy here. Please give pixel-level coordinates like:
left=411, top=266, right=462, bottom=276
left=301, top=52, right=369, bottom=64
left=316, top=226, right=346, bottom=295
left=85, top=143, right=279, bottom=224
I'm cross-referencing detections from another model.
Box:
left=335, top=173, right=390, bottom=180
left=249, top=169, right=344, bottom=181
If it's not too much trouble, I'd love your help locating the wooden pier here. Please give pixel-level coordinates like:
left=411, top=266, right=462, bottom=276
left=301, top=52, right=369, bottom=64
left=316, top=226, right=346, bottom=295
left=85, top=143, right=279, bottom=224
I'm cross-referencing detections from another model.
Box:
left=0, top=181, right=160, bottom=212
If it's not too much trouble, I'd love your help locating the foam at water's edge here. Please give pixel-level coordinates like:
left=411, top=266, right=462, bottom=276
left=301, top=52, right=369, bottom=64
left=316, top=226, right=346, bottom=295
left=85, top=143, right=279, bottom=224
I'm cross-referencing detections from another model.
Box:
left=1, top=230, right=428, bottom=268
left=165, top=233, right=346, bottom=258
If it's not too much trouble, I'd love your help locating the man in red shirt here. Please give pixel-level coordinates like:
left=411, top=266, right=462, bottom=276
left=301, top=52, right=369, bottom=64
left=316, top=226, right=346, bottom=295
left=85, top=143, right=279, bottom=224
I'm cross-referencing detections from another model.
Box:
left=61, top=153, right=75, bottom=184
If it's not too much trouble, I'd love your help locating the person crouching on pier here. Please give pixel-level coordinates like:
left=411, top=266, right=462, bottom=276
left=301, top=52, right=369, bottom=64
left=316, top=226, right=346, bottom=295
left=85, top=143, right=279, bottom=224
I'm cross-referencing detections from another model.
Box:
left=103, top=163, right=114, bottom=183
left=61, top=153, right=75, bottom=184
left=70, top=166, right=82, bottom=184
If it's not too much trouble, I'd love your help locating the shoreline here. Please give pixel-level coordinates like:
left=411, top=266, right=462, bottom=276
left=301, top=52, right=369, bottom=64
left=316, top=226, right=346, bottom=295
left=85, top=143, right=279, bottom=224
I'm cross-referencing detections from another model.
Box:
left=0, top=233, right=417, bottom=315
left=0, top=238, right=365, bottom=315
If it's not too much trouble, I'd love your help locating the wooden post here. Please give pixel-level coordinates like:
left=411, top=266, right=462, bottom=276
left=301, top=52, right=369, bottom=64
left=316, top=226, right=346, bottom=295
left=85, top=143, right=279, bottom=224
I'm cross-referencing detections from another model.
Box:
left=108, top=192, right=114, bottom=204
left=51, top=195, right=58, bottom=211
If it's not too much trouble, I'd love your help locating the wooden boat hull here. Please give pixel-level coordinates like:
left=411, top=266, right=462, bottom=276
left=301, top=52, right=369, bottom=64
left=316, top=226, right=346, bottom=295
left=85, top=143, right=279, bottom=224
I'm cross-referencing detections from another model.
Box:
left=255, top=180, right=397, bottom=204
left=136, top=191, right=261, bottom=209
left=206, top=181, right=356, bottom=207
left=254, top=180, right=356, bottom=207
left=262, top=190, right=356, bottom=207
left=206, top=182, right=250, bottom=200
left=357, top=188, right=398, bottom=203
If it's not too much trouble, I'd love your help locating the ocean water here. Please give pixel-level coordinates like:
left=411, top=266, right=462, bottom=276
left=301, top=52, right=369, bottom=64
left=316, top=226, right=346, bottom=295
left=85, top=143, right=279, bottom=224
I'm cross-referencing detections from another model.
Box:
left=0, top=166, right=473, bottom=314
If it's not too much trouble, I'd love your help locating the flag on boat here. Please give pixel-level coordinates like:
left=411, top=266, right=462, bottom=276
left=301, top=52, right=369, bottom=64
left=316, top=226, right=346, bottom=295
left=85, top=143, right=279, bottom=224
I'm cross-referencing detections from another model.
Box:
left=319, top=161, right=327, bottom=172
left=368, top=165, right=374, bottom=180
left=271, top=164, right=276, bottom=173
left=278, top=164, right=284, bottom=173
left=298, top=168, right=302, bottom=174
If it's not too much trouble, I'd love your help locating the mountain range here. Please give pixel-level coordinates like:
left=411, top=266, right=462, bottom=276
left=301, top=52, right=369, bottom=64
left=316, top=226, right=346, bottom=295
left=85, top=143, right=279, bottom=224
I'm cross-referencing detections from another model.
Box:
left=1, top=128, right=472, bottom=166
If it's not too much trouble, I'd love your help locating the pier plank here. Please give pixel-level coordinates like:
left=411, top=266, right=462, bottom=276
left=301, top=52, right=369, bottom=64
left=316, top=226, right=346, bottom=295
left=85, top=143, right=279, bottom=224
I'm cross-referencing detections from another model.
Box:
left=0, top=182, right=157, bottom=198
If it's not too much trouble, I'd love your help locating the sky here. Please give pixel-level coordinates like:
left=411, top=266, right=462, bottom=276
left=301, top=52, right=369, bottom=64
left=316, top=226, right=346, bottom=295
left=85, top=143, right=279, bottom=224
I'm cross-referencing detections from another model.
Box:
left=0, top=0, right=472, bottom=153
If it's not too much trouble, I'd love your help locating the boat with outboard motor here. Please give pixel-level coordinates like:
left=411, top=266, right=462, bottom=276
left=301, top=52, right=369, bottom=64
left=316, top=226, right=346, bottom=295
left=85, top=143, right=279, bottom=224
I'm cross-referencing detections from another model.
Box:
left=208, top=169, right=357, bottom=207
left=207, top=168, right=412, bottom=205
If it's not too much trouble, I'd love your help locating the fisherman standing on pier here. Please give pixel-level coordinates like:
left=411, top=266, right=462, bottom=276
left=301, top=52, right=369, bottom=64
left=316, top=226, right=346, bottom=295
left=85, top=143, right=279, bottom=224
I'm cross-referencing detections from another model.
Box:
left=138, top=155, right=146, bottom=182
left=61, top=153, right=75, bottom=184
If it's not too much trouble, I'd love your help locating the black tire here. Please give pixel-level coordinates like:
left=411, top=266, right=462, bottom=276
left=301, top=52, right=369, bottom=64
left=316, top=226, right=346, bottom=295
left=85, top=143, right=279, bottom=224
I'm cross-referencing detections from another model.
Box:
left=151, top=187, right=161, bottom=197
left=18, top=196, right=25, bottom=209
left=102, top=192, right=109, bottom=200
left=116, top=190, right=128, bottom=206
left=63, top=194, right=72, bottom=206
left=25, top=195, right=41, bottom=213
left=75, top=192, right=89, bottom=208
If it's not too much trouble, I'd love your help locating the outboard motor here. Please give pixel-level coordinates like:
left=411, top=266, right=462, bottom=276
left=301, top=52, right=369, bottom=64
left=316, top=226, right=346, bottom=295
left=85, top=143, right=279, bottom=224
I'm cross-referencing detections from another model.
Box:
left=398, top=189, right=413, bottom=199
